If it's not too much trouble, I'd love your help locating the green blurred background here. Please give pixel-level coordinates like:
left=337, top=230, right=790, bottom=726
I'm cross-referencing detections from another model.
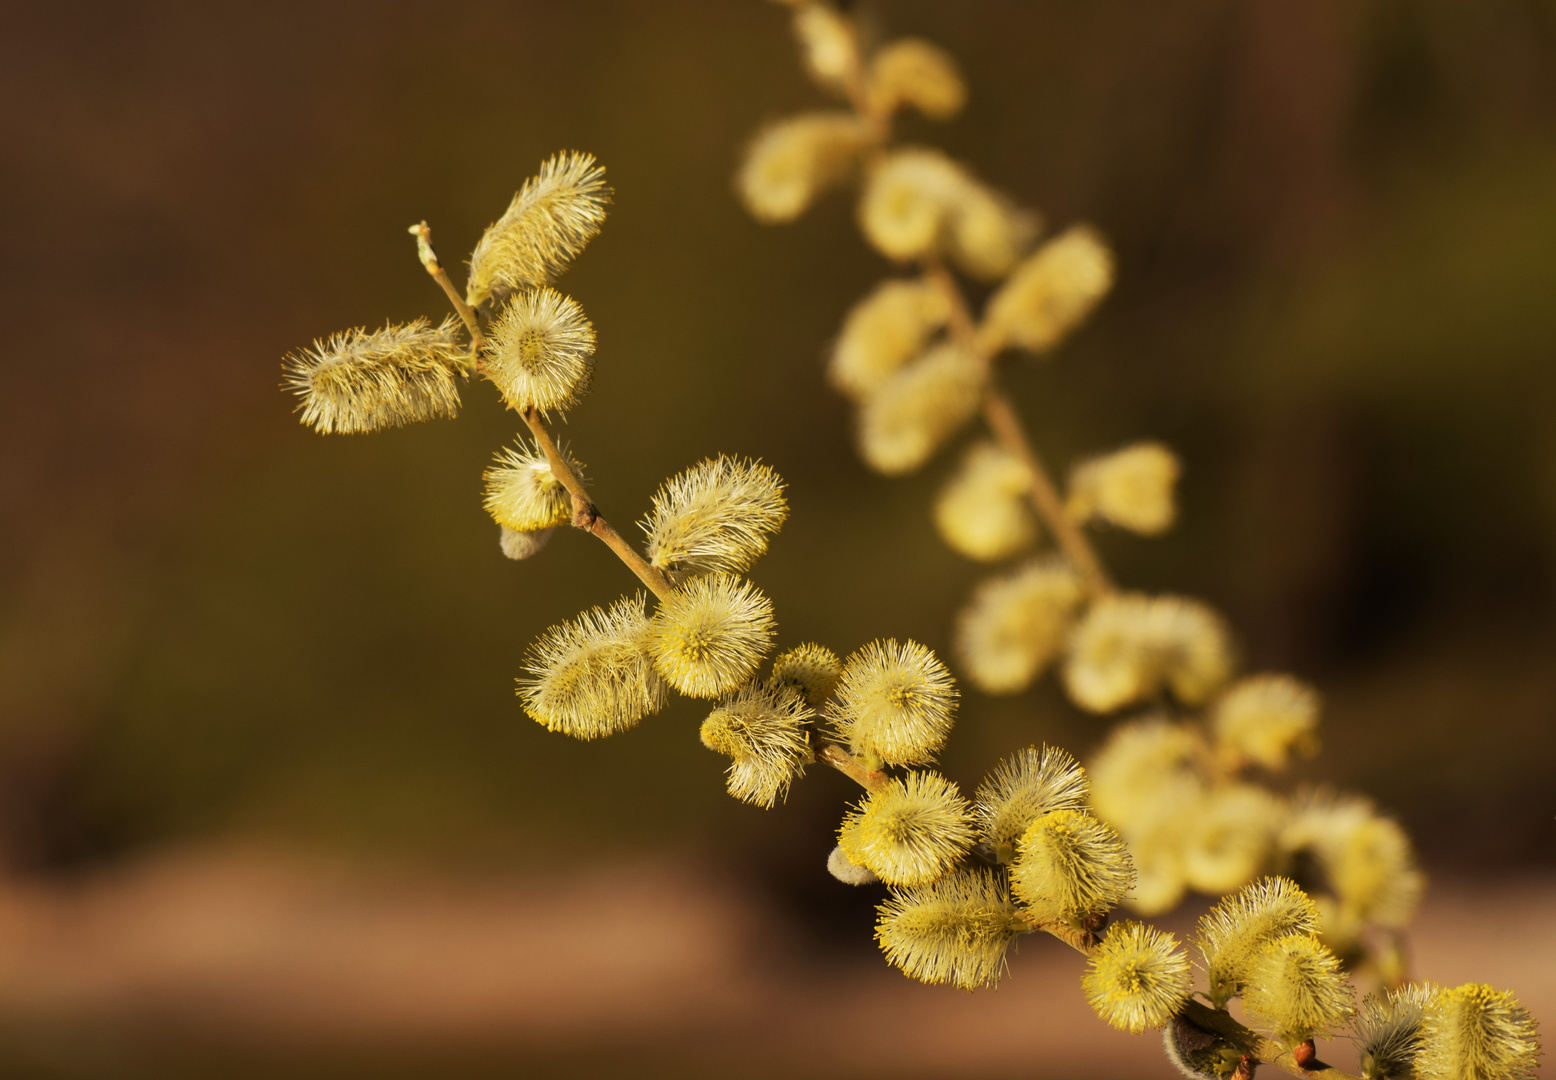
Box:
left=1, top=0, right=1554, bottom=1072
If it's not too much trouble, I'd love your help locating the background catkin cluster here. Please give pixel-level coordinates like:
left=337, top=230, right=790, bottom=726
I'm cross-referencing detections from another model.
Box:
left=278, top=6, right=1543, bottom=1080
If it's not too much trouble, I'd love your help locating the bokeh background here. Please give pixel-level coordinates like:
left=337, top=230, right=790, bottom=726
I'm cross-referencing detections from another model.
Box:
left=1, top=1, right=1553, bottom=1076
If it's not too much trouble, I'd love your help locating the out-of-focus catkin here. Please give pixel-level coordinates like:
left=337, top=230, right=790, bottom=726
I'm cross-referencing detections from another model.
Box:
left=857, top=341, right=985, bottom=475
left=875, top=868, right=1027, bottom=990
left=1181, top=783, right=1285, bottom=896
left=1068, top=441, right=1181, bottom=536
left=1212, top=674, right=1321, bottom=770
left=649, top=573, right=776, bottom=698
left=955, top=558, right=1084, bottom=694
left=838, top=770, right=976, bottom=886
left=1083, top=921, right=1193, bottom=1033
left=1063, top=593, right=1233, bottom=713
left=791, top=3, right=859, bottom=96
left=934, top=441, right=1040, bottom=562
left=867, top=39, right=967, bottom=120
left=467, top=150, right=611, bottom=307
left=980, top=224, right=1114, bottom=355
left=483, top=440, right=585, bottom=532
left=829, top=277, right=951, bottom=400
left=284, top=316, right=467, bottom=435
left=642, top=456, right=788, bottom=581
left=828, top=638, right=958, bottom=767
left=518, top=594, right=667, bottom=739
left=738, top=112, right=871, bottom=223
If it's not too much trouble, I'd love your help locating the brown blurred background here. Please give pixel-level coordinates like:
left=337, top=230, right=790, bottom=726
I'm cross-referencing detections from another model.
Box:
left=1, top=1, right=1554, bottom=1076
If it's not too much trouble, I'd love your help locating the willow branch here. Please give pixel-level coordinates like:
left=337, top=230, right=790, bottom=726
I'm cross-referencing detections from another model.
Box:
left=408, top=223, right=484, bottom=351
left=921, top=260, right=1115, bottom=597
left=818, top=743, right=889, bottom=792
left=408, top=223, right=673, bottom=603
left=517, top=406, right=675, bottom=603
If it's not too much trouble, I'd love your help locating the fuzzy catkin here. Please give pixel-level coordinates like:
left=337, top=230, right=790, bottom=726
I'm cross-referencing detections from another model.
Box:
left=838, top=770, right=976, bottom=886
left=700, top=683, right=813, bottom=808
left=875, top=868, right=1026, bottom=990
left=642, top=456, right=788, bottom=581
left=1181, top=783, right=1285, bottom=896
left=1243, top=934, right=1355, bottom=1044
left=769, top=643, right=843, bottom=708
left=974, top=745, right=1089, bottom=854
left=1195, top=877, right=1320, bottom=1008
left=518, top=594, right=667, bottom=739
left=649, top=573, right=776, bottom=698
left=1068, top=441, right=1181, bottom=536
left=1011, top=808, right=1135, bottom=926
left=1212, top=673, right=1321, bottom=770
left=1083, top=921, right=1193, bottom=1033
left=284, top=316, right=467, bottom=434
left=484, top=287, right=597, bottom=414
left=1418, top=984, right=1541, bottom=1080
left=467, top=151, right=610, bottom=307
left=828, top=639, right=958, bottom=767
left=1356, top=984, right=1438, bottom=1080
left=483, top=440, right=585, bottom=532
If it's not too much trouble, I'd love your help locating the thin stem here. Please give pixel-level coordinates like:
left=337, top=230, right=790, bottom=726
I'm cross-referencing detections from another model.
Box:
left=921, top=259, right=1115, bottom=597
left=408, top=222, right=673, bottom=602
left=982, top=388, right=1114, bottom=597
left=408, top=222, right=485, bottom=351
left=818, top=744, right=889, bottom=792
left=518, top=406, right=675, bottom=603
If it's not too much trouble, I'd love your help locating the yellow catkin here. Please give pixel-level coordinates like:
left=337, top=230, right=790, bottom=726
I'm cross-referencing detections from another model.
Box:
left=1212, top=673, right=1321, bottom=770
left=1088, top=717, right=1206, bottom=835
left=284, top=316, right=467, bottom=434
left=769, top=643, right=843, bottom=707
left=827, top=638, right=958, bottom=767
left=857, top=146, right=972, bottom=262
left=792, top=3, right=858, bottom=95
left=974, top=745, right=1089, bottom=857
left=737, top=111, right=871, bottom=223
left=641, top=456, right=788, bottom=581
left=979, top=224, right=1114, bottom=354
left=1194, top=876, right=1320, bottom=1008
left=1067, top=441, right=1181, bottom=536
left=829, top=277, right=952, bottom=400
left=700, top=683, right=813, bottom=808
left=934, top=440, right=1041, bottom=562
left=467, top=151, right=611, bottom=307
left=827, top=845, right=878, bottom=885
left=484, top=286, right=597, bottom=413
left=1063, top=592, right=1233, bottom=713
left=1181, top=784, right=1286, bottom=896
left=838, top=770, right=976, bottom=886
left=867, top=39, right=967, bottom=120
left=1357, top=983, right=1438, bottom=1080
left=482, top=440, right=585, bottom=532
left=1418, top=983, right=1541, bottom=1080
left=648, top=573, right=777, bottom=698
left=518, top=593, right=667, bottom=739
left=857, top=341, right=986, bottom=475
left=875, top=868, right=1027, bottom=990
left=1282, top=789, right=1424, bottom=932
left=1011, top=808, right=1136, bottom=926
left=954, top=558, right=1084, bottom=695
left=1083, top=921, right=1193, bottom=1033
left=1243, top=934, right=1355, bottom=1044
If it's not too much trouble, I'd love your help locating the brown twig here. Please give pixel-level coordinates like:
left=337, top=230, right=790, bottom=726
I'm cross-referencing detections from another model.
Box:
left=920, top=259, right=1115, bottom=598
left=409, top=223, right=674, bottom=603
left=818, top=744, right=889, bottom=793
